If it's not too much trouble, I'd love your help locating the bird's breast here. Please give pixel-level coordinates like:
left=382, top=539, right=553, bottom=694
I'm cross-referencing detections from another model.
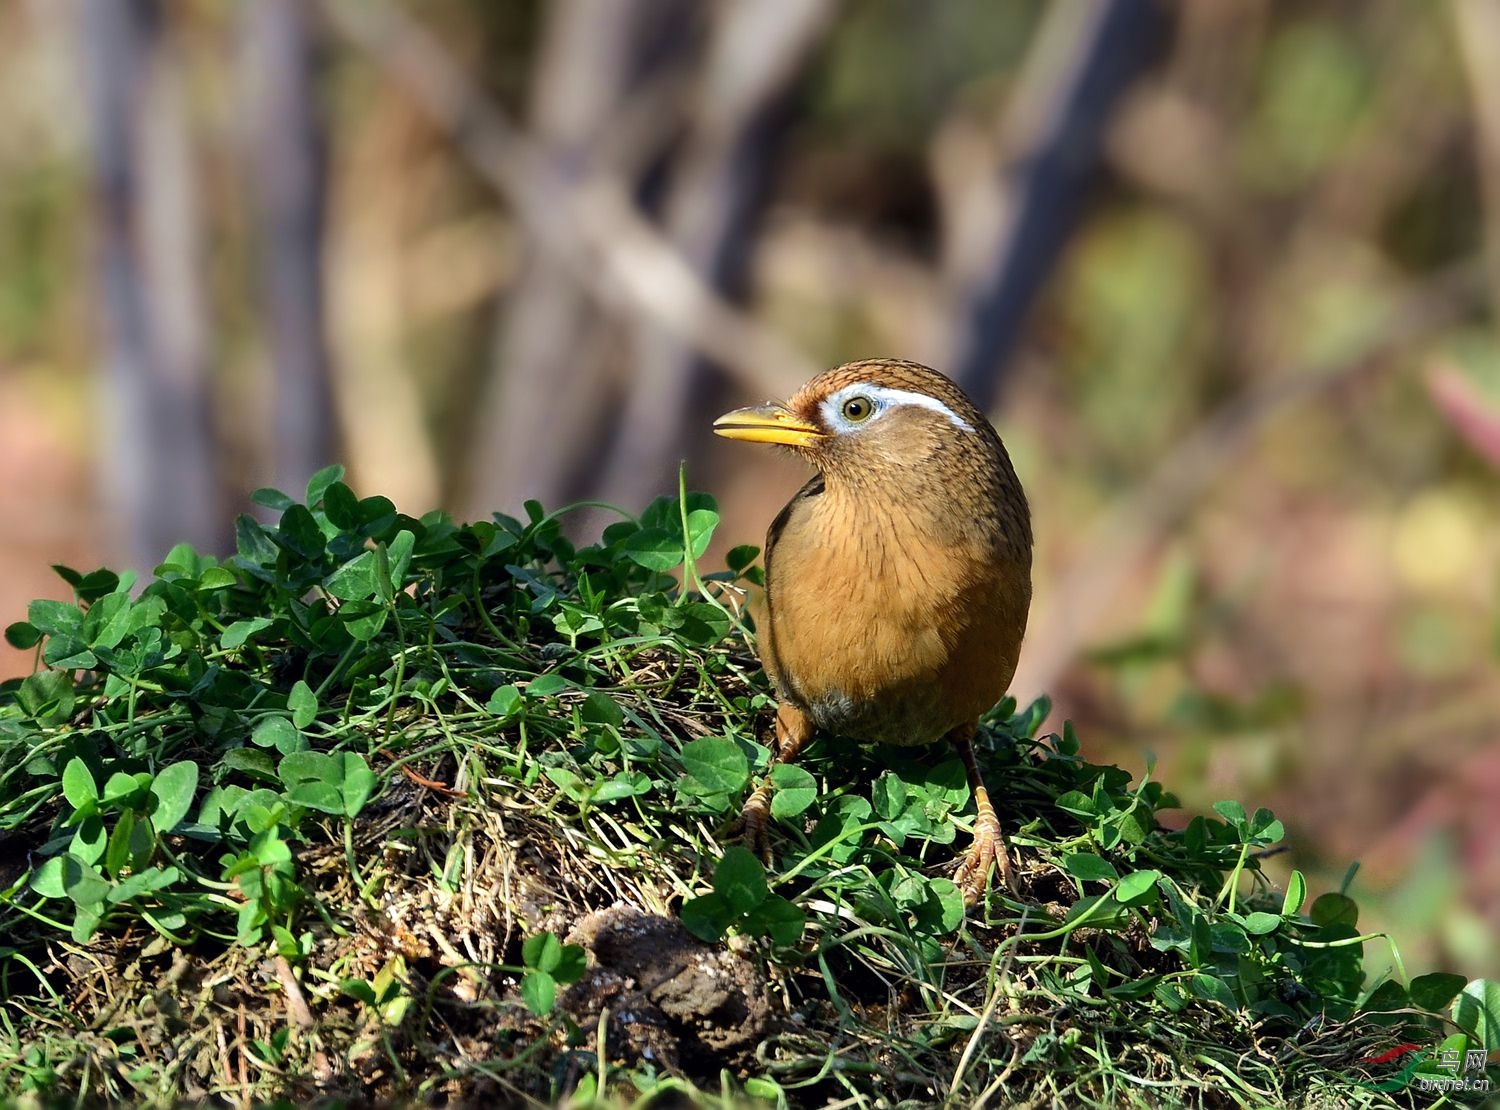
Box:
left=760, top=489, right=1029, bottom=747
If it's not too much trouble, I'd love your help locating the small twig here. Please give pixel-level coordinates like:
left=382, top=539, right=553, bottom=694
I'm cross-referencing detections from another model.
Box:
left=400, top=764, right=465, bottom=797
left=950, top=905, right=1029, bottom=1100
left=273, top=955, right=316, bottom=1028
left=236, top=1002, right=249, bottom=1098
left=215, top=1019, right=234, bottom=1098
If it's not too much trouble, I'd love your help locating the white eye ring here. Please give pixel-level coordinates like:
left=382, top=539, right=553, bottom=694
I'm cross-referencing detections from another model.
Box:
left=822, top=385, right=975, bottom=434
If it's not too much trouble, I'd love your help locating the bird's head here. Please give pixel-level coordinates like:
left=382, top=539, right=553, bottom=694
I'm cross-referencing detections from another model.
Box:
left=713, top=359, right=1003, bottom=482
left=716, top=358, right=1030, bottom=559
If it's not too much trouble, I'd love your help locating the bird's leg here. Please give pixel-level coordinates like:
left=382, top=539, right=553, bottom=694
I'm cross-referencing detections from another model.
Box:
left=736, top=702, right=813, bottom=862
left=950, top=722, right=1012, bottom=901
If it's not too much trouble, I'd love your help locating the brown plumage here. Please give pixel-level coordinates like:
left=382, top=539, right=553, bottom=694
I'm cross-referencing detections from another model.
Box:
left=714, top=358, right=1032, bottom=898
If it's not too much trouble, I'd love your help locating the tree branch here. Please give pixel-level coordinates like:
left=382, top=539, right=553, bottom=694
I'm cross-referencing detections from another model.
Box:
left=319, top=0, right=820, bottom=512
left=243, top=0, right=336, bottom=499
left=943, top=0, right=1168, bottom=408
left=598, top=0, right=838, bottom=511
left=78, top=0, right=226, bottom=568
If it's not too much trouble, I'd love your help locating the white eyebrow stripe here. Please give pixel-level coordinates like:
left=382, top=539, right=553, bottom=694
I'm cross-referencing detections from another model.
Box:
left=858, top=385, right=975, bottom=433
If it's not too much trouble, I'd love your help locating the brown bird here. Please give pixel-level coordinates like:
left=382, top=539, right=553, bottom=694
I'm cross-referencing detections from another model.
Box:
left=713, top=358, right=1032, bottom=898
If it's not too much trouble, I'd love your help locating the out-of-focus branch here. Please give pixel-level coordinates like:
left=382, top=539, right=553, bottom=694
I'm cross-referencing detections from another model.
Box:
left=470, top=0, right=695, bottom=516
left=941, top=0, right=1167, bottom=409
left=318, top=0, right=821, bottom=512
left=1452, top=0, right=1500, bottom=326
left=1428, top=359, right=1500, bottom=469
left=599, top=0, right=839, bottom=512
left=242, top=0, right=335, bottom=499
left=77, top=0, right=226, bottom=569
left=1011, top=260, right=1487, bottom=703
left=323, top=130, right=442, bottom=513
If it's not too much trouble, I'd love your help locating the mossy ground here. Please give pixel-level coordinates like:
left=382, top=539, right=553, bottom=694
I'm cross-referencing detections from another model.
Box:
left=0, top=471, right=1492, bottom=1109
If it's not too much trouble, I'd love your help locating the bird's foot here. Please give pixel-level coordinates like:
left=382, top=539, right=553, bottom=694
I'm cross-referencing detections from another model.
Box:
left=726, top=781, right=775, bottom=865
left=954, top=808, right=1012, bottom=904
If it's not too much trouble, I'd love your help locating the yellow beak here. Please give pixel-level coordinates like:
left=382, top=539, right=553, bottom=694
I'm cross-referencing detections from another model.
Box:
left=713, top=403, right=825, bottom=448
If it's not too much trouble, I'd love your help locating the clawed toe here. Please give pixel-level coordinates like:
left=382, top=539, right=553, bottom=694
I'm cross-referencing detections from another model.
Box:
left=954, top=810, right=1012, bottom=904
left=725, top=781, right=775, bottom=864
left=950, top=726, right=1014, bottom=906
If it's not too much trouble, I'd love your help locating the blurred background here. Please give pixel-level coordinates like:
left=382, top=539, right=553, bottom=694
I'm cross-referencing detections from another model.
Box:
left=2, top=0, right=1498, bottom=979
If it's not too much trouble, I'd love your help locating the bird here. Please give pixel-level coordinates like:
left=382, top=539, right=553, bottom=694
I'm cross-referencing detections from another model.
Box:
left=713, top=358, right=1032, bottom=899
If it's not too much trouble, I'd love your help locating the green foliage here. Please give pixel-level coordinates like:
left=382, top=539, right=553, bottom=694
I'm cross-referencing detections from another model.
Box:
left=677, top=736, right=751, bottom=808
left=519, top=930, right=588, bottom=1016
left=0, top=466, right=739, bottom=952
left=29, top=754, right=200, bottom=943
left=1, top=474, right=1494, bottom=1109
left=681, top=847, right=806, bottom=947
left=1454, top=977, right=1500, bottom=1051
left=339, top=957, right=414, bottom=1026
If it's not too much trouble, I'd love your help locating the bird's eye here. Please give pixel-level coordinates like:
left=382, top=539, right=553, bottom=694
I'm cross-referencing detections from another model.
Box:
left=841, top=395, right=874, bottom=423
